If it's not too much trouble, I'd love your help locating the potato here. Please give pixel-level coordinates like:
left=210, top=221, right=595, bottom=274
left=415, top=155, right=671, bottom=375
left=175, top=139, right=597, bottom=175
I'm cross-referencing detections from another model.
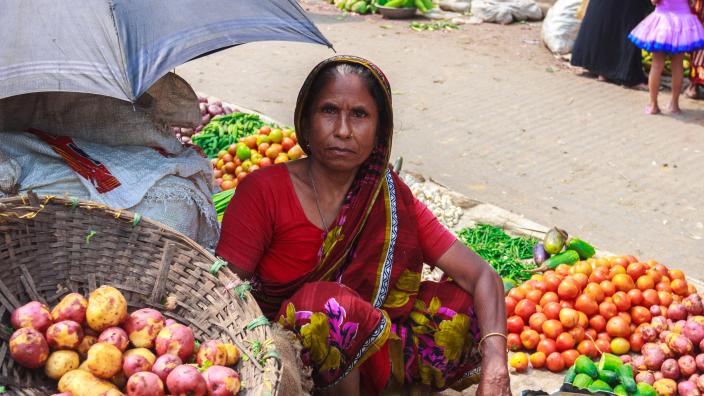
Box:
left=45, top=350, right=80, bottom=380
left=123, top=353, right=153, bottom=378
left=196, top=340, right=227, bottom=366
left=124, top=348, right=156, bottom=365
left=58, top=369, right=124, bottom=396
left=124, top=308, right=165, bottom=348
left=223, top=344, right=240, bottom=366
left=52, top=293, right=88, bottom=324
left=9, top=327, right=49, bottom=368
left=126, top=371, right=165, bottom=396
left=164, top=319, right=178, bottom=326
left=166, top=365, right=207, bottom=396
left=111, top=371, right=128, bottom=389
left=46, top=320, right=83, bottom=350
left=155, top=323, right=195, bottom=362
left=77, top=335, right=98, bottom=359
left=84, top=342, right=123, bottom=379
left=86, top=286, right=128, bottom=332
left=11, top=301, right=53, bottom=332
left=50, top=393, right=73, bottom=396
left=203, top=365, right=240, bottom=396
left=99, top=327, right=129, bottom=352
left=152, top=354, right=182, bottom=382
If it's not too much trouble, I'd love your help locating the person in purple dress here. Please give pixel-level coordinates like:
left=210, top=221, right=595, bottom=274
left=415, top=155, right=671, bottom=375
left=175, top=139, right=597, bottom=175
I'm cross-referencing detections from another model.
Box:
left=629, top=0, right=704, bottom=114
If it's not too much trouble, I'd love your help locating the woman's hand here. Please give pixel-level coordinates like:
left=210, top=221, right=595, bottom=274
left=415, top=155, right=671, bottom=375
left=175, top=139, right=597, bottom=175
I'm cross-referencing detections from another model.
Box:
left=477, top=337, right=511, bottom=396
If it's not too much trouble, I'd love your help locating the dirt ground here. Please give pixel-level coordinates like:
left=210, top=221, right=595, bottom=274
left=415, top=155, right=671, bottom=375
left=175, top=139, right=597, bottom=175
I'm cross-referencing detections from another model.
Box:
left=176, top=2, right=704, bottom=394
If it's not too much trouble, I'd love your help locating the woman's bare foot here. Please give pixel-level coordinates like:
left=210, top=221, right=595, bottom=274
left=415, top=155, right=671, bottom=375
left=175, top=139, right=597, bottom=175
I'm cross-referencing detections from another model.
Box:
left=668, top=103, right=682, bottom=114
left=645, top=104, right=661, bottom=115
left=629, top=83, right=649, bottom=91
left=597, top=75, right=608, bottom=82
left=685, top=85, right=699, bottom=99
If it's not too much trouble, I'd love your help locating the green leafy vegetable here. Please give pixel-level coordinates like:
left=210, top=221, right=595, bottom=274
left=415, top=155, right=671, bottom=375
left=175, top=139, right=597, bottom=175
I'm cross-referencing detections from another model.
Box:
left=191, top=112, right=279, bottom=158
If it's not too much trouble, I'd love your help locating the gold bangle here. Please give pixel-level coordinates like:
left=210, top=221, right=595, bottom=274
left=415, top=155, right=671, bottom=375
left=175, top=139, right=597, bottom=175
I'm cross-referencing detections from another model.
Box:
left=478, top=332, right=507, bottom=354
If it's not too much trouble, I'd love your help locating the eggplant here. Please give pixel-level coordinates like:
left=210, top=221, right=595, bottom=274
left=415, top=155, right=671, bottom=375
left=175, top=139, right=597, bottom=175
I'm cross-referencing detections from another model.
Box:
left=533, top=243, right=549, bottom=265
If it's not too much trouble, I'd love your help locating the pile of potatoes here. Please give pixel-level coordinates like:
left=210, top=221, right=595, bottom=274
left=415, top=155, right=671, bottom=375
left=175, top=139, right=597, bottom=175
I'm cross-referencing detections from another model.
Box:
left=8, top=285, right=242, bottom=396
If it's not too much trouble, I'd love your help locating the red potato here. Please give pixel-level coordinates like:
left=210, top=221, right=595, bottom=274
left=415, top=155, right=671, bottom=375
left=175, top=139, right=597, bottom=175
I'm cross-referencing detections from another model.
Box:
left=636, top=371, right=656, bottom=385
left=680, top=355, right=698, bottom=377
left=684, top=321, right=704, bottom=345
left=9, top=327, right=49, bottom=368
left=52, top=293, right=88, bottom=324
left=667, top=303, right=688, bottom=321
left=196, top=341, right=227, bottom=366
left=223, top=344, right=240, bottom=366
left=83, top=342, right=123, bottom=379
left=661, top=358, right=680, bottom=380
left=124, top=348, right=156, bottom=365
left=641, top=325, right=658, bottom=342
left=45, top=350, right=80, bottom=380
left=684, top=294, right=704, bottom=316
left=696, top=354, right=704, bottom=372
left=99, top=327, right=129, bottom=352
left=652, top=316, right=669, bottom=334
left=126, top=371, right=165, bottom=396
left=203, top=365, right=240, bottom=396
left=166, top=365, right=207, bottom=396
left=655, top=371, right=665, bottom=381
left=46, top=320, right=83, bottom=350
left=123, top=353, right=153, bottom=378
left=643, top=343, right=667, bottom=371
left=50, top=393, right=72, bottom=396
left=152, top=354, right=182, bottom=382
left=679, top=380, right=701, bottom=396
left=164, top=319, right=177, bottom=326
left=633, top=355, right=647, bottom=371
left=86, top=286, right=128, bottom=332
left=654, top=379, right=677, bottom=396
left=124, top=308, right=165, bottom=348
left=155, top=323, right=195, bottom=362
left=697, top=376, right=704, bottom=392
left=11, top=301, right=53, bottom=332
left=77, top=335, right=98, bottom=359
left=667, top=333, right=694, bottom=356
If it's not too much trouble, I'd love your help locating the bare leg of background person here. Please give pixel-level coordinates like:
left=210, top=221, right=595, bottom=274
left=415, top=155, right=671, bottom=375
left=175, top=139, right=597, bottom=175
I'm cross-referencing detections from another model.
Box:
left=647, top=52, right=665, bottom=114
left=669, top=53, right=684, bottom=113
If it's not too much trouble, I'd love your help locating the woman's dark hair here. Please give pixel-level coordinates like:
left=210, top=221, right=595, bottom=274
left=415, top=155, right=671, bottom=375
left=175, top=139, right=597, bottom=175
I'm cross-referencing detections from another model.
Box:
left=300, top=62, right=391, bottom=147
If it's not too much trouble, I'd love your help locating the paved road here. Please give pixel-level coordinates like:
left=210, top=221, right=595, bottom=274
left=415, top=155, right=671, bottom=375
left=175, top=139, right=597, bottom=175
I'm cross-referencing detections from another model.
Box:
left=178, top=1, right=704, bottom=275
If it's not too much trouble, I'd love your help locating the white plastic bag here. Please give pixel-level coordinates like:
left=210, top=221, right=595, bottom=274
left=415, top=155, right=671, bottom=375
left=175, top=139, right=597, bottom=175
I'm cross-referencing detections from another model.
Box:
left=471, top=0, right=542, bottom=24
left=541, top=0, right=582, bottom=54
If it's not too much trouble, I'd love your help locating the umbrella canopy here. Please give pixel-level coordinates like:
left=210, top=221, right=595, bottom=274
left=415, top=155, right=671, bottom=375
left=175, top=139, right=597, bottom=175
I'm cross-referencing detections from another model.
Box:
left=0, top=0, right=332, bottom=102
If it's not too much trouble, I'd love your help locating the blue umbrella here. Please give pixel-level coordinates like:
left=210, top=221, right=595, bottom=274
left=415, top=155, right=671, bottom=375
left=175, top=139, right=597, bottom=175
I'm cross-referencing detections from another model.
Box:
left=0, top=0, right=332, bottom=102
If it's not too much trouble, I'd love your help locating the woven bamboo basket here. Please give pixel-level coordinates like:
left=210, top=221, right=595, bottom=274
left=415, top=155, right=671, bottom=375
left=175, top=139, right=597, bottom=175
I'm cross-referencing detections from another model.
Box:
left=0, top=193, right=282, bottom=395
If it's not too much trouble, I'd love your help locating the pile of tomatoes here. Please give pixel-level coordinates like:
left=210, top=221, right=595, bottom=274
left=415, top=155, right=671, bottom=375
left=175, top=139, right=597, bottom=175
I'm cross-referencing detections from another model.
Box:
left=506, top=256, right=697, bottom=373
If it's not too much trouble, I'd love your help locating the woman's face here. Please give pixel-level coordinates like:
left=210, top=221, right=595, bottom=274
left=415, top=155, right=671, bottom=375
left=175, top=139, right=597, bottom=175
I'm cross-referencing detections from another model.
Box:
left=306, top=73, right=379, bottom=172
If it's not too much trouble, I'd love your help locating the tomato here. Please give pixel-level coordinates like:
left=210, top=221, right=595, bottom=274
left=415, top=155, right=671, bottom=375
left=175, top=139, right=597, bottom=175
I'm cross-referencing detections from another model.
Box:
left=629, top=332, right=645, bottom=352
left=507, top=333, right=522, bottom=351
left=641, top=289, right=660, bottom=308
left=505, top=296, right=518, bottom=317
left=671, top=279, right=689, bottom=296
left=688, top=284, right=698, bottom=295
left=627, top=262, right=648, bottom=280
left=543, top=302, right=562, bottom=320
left=537, top=338, right=557, bottom=355
left=533, top=281, right=548, bottom=293
left=610, top=337, right=630, bottom=355
left=573, top=261, right=593, bottom=276
left=529, top=313, right=548, bottom=333
left=656, top=281, right=672, bottom=293
left=585, top=328, right=597, bottom=341
left=613, top=256, right=629, bottom=268
left=524, top=280, right=538, bottom=290
left=584, top=283, right=606, bottom=303
left=507, top=315, right=525, bottom=334
left=574, top=294, right=598, bottom=316
left=543, top=275, right=562, bottom=293
left=599, top=301, right=618, bottom=320
left=628, top=289, right=643, bottom=306
left=612, top=274, right=635, bottom=292
left=557, top=279, right=580, bottom=300
left=559, top=308, right=579, bottom=329
left=572, top=273, right=589, bottom=290
left=530, top=351, right=546, bottom=369
left=606, top=316, right=630, bottom=338
left=653, top=263, right=669, bottom=278
left=630, top=306, right=652, bottom=325
left=658, top=291, right=673, bottom=307
left=526, top=289, right=543, bottom=305
left=612, top=292, right=632, bottom=312
left=555, top=264, right=571, bottom=277
left=636, top=275, right=655, bottom=291
left=546, top=352, right=565, bottom=373
left=514, top=299, right=537, bottom=322
left=510, top=351, right=530, bottom=372
left=577, top=340, right=599, bottom=358
left=542, top=319, right=564, bottom=340
left=589, top=315, right=607, bottom=333
left=508, top=288, right=526, bottom=301
left=609, top=265, right=627, bottom=279
left=560, top=300, right=575, bottom=310
left=618, top=312, right=632, bottom=326
left=568, top=326, right=586, bottom=344
left=561, top=349, right=580, bottom=367
left=594, top=338, right=612, bottom=354
left=577, top=312, right=588, bottom=328
left=669, top=269, right=685, bottom=281
left=555, top=331, right=575, bottom=352
left=600, top=280, right=616, bottom=297
left=589, top=268, right=609, bottom=284
left=520, top=329, right=540, bottom=350
left=540, top=292, right=560, bottom=307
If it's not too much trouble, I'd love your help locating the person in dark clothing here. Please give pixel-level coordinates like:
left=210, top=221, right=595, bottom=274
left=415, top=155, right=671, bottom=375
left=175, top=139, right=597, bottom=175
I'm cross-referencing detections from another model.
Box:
left=571, top=0, right=650, bottom=88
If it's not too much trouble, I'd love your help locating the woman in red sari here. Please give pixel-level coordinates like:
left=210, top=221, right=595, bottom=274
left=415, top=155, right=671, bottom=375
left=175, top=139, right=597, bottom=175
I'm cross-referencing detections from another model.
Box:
left=216, top=56, right=509, bottom=395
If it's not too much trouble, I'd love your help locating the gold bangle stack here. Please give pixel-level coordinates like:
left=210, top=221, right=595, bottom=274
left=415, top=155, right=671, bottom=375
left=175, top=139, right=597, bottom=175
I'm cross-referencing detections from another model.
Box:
left=478, top=332, right=508, bottom=356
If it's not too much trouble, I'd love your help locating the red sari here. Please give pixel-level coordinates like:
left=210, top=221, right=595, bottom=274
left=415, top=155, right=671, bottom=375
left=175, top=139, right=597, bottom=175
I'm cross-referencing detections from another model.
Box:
left=216, top=56, right=482, bottom=394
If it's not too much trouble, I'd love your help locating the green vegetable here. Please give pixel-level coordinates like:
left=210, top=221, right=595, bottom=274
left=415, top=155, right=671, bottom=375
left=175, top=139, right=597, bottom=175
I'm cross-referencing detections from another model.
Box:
left=597, top=369, right=619, bottom=387
left=564, top=365, right=577, bottom=384
left=566, top=238, right=596, bottom=260
left=597, top=353, right=623, bottom=372
left=384, top=0, right=406, bottom=7
left=352, top=1, right=368, bottom=13
left=616, top=364, right=637, bottom=393
left=213, top=188, right=235, bottom=222
left=457, top=224, right=537, bottom=282
left=575, top=355, right=598, bottom=379
left=191, top=112, right=279, bottom=159
left=543, top=227, right=567, bottom=254
left=544, top=250, right=580, bottom=269
left=414, top=0, right=428, bottom=12
left=588, top=380, right=613, bottom=392
left=634, top=382, right=657, bottom=396
left=572, top=373, right=594, bottom=389
left=502, top=278, right=517, bottom=294
left=613, top=384, right=628, bottom=396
